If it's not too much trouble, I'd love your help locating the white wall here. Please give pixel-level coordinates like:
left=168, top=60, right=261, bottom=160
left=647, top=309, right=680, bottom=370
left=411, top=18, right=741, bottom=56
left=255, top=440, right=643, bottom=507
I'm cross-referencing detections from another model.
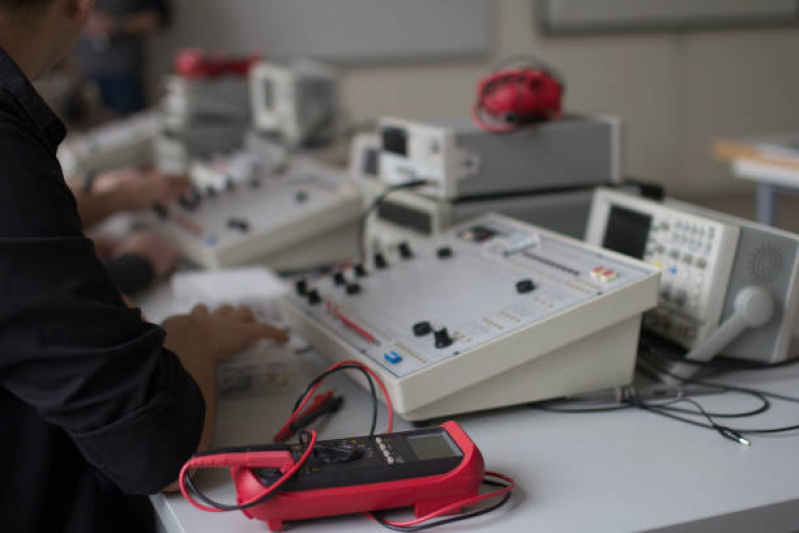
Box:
left=150, top=0, right=799, bottom=199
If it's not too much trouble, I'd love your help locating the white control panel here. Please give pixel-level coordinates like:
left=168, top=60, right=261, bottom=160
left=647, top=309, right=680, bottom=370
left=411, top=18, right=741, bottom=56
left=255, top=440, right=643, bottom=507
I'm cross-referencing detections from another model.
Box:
left=147, top=156, right=362, bottom=270
left=57, top=111, right=160, bottom=175
left=283, top=214, right=659, bottom=421
left=586, top=188, right=740, bottom=349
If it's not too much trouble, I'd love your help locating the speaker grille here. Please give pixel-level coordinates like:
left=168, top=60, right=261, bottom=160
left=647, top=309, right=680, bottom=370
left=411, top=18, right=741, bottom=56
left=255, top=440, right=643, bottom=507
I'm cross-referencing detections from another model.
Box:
left=749, top=244, right=785, bottom=284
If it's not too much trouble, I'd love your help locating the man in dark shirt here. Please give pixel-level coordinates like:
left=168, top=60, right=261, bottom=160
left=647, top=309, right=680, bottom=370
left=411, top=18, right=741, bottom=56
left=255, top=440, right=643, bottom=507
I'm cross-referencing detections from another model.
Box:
left=0, top=1, right=289, bottom=531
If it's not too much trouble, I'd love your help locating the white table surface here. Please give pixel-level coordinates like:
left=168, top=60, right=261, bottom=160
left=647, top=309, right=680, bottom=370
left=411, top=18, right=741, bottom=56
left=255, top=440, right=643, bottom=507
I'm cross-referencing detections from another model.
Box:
left=140, top=282, right=799, bottom=533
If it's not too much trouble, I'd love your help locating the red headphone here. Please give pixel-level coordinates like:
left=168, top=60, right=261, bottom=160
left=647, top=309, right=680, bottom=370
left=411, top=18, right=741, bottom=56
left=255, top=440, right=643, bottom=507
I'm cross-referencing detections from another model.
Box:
left=472, top=56, right=566, bottom=133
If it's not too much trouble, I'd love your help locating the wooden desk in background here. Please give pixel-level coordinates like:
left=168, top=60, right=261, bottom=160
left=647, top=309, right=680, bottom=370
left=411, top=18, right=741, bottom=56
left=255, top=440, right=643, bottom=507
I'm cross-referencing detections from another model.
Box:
left=715, top=139, right=799, bottom=226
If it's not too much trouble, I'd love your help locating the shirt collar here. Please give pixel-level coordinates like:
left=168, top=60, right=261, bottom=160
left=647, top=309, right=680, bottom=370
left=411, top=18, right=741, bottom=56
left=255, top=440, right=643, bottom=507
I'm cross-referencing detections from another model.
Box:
left=0, top=46, right=67, bottom=152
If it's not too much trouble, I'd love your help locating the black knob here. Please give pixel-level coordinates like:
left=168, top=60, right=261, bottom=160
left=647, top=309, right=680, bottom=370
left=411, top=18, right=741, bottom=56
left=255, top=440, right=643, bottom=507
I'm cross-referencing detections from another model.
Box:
left=227, top=218, right=250, bottom=232
left=152, top=203, right=169, bottom=220
left=346, top=283, right=361, bottom=295
left=307, top=289, right=321, bottom=305
left=224, top=177, right=235, bottom=191
left=434, top=328, right=453, bottom=349
left=295, top=189, right=309, bottom=203
left=178, top=190, right=202, bottom=211
left=516, top=279, right=536, bottom=294
left=295, top=279, right=308, bottom=296
left=374, top=253, right=388, bottom=269
left=333, top=271, right=347, bottom=286
left=413, top=321, right=433, bottom=337
left=398, top=241, right=413, bottom=260
left=354, top=264, right=368, bottom=278
left=205, top=186, right=217, bottom=198
left=437, top=246, right=453, bottom=259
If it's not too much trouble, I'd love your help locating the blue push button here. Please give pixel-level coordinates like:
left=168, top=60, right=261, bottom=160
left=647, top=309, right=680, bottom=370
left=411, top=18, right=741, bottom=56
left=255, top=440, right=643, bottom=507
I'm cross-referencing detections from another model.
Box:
left=205, top=234, right=219, bottom=246
left=384, top=351, right=403, bottom=364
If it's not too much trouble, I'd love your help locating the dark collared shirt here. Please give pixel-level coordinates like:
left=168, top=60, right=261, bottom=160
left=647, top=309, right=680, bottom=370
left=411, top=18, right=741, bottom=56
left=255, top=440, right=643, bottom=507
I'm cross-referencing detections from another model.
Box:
left=0, top=47, right=204, bottom=532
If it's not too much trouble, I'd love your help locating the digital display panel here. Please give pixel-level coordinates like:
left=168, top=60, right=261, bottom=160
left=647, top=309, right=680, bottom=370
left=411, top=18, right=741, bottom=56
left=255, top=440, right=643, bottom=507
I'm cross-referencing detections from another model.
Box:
left=382, top=127, right=408, bottom=157
left=407, top=432, right=460, bottom=460
left=602, top=205, right=653, bottom=259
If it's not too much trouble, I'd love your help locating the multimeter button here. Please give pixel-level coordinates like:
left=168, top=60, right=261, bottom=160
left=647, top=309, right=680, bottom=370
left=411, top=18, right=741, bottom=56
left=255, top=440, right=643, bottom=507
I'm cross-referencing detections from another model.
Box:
left=434, top=328, right=453, bottom=349
left=354, top=263, right=368, bottom=277
left=295, top=279, right=308, bottom=296
left=374, top=253, right=388, bottom=269
left=387, top=457, right=395, bottom=464
left=307, top=289, right=321, bottom=305
left=437, top=246, right=453, bottom=259
left=346, top=283, right=361, bottom=295
left=516, top=279, right=536, bottom=294
left=375, top=437, right=382, bottom=444
left=333, top=272, right=347, bottom=286
left=398, top=241, right=413, bottom=259
left=413, top=321, right=433, bottom=337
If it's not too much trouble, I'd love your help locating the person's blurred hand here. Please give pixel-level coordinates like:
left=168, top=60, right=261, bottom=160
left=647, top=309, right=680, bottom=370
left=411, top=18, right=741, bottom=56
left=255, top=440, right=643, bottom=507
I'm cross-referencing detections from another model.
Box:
left=116, top=169, right=191, bottom=211
left=113, top=231, right=179, bottom=281
left=189, top=304, right=289, bottom=362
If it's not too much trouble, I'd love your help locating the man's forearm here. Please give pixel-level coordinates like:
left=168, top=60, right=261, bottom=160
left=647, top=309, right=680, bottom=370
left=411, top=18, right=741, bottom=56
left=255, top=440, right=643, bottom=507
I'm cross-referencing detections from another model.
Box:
left=73, top=188, right=133, bottom=228
left=161, top=315, right=218, bottom=455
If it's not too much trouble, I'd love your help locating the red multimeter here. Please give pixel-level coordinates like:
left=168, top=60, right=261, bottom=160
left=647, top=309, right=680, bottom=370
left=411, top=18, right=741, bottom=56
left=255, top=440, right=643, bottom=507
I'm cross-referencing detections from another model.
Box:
left=182, top=421, right=486, bottom=531
left=180, top=361, right=514, bottom=530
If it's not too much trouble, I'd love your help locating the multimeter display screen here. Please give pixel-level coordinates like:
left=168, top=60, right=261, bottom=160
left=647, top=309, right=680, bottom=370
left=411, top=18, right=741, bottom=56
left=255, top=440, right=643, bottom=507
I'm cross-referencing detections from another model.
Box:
left=407, top=432, right=460, bottom=460
left=603, top=205, right=652, bottom=260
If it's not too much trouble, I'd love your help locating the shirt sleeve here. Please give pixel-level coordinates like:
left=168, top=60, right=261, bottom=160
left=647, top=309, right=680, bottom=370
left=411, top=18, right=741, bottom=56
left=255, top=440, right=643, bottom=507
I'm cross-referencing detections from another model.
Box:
left=0, top=111, right=204, bottom=494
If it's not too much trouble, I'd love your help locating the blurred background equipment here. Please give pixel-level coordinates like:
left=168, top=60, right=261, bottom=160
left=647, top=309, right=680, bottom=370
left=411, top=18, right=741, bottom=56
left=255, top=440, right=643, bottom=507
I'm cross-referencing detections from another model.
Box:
left=472, top=56, right=565, bottom=133
left=249, top=59, right=339, bottom=149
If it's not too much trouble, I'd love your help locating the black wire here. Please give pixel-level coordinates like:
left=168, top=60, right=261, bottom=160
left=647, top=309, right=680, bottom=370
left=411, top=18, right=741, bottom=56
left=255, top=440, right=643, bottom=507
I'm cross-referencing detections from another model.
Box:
left=639, top=332, right=799, bottom=371
left=533, top=402, right=633, bottom=414
left=359, top=179, right=430, bottom=263
left=371, top=477, right=513, bottom=532
left=293, top=364, right=379, bottom=436
left=636, top=352, right=799, bottom=439
left=182, top=430, right=314, bottom=512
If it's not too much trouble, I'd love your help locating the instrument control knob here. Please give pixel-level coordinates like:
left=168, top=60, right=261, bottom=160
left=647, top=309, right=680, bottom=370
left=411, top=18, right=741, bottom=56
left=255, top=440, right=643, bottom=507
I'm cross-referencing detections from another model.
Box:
left=354, top=264, right=368, bottom=277
left=333, top=272, right=347, bottom=286
left=346, top=283, right=361, bottom=295
left=516, top=279, right=536, bottom=294
left=374, top=253, right=388, bottom=270
left=398, top=241, right=413, bottom=260
left=295, top=279, right=308, bottom=296
left=307, top=289, right=321, bottom=305
left=437, top=246, right=453, bottom=259
left=413, top=321, right=433, bottom=337
left=434, top=328, right=453, bottom=349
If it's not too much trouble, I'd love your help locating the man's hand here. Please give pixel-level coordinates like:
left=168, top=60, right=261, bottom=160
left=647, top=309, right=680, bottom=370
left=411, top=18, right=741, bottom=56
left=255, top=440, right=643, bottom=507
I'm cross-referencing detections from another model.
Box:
left=161, top=304, right=289, bottom=468
left=184, top=304, right=290, bottom=363
left=111, top=168, right=191, bottom=212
